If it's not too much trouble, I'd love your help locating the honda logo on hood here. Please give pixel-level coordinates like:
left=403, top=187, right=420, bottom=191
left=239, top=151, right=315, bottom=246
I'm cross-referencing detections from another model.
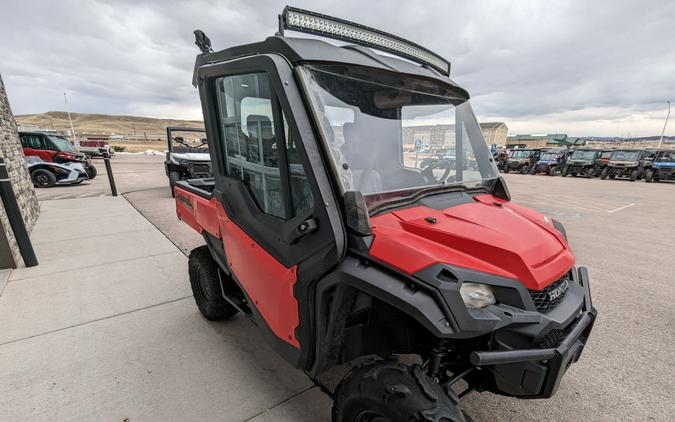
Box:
left=547, top=279, right=570, bottom=301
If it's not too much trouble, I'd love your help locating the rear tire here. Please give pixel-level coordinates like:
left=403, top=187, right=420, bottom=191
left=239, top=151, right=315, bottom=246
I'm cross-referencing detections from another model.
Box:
left=520, top=165, right=528, bottom=174
left=188, top=246, right=238, bottom=321
left=332, top=361, right=468, bottom=422
left=600, top=167, right=609, bottom=180
left=31, top=169, right=56, bottom=188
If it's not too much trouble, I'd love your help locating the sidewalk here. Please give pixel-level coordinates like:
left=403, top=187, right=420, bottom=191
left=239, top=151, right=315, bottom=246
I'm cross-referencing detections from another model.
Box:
left=0, top=196, right=330, bottom=421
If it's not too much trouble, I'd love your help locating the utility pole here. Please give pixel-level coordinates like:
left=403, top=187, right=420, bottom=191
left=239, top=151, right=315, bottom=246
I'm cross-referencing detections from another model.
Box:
left=63, top=92, right=77, bottom=141
left=658, top=101, right=670, bottom=148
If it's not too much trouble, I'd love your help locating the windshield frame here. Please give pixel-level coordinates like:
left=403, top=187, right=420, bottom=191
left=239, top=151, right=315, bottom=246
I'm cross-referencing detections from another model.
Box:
left=297, top=64, right=499, bottom=209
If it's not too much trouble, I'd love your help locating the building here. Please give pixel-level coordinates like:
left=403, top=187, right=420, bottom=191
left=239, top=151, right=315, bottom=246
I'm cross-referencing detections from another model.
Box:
left=402, top=121, right=508, bottom=151
left=506, top=134, right=585, bottom=148
left=0, top=74, right=40, bottom=268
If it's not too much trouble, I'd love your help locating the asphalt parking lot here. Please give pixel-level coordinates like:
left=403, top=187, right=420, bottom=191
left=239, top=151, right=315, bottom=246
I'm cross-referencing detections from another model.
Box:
left=31, top=155, right=675, bottom=421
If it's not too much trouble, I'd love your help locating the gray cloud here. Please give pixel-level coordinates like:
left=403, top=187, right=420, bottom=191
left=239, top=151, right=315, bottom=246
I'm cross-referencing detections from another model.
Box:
left=1, top=0, right=673, bottom=135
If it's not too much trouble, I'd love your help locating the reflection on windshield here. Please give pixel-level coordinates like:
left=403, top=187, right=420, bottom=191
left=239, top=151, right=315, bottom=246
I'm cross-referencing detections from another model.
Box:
left=50, top=136, right=75, bottom=152
left=299, top=65, right=498, bottom=206
left=510, top=150, right=532, bottom=158
left=540, top=153, right=558, bottom=161
left=571, top=150, right=598, bottom=160
left=170, top=131, right=208, bottom=154
left=611, top=151, right=640, bottom=161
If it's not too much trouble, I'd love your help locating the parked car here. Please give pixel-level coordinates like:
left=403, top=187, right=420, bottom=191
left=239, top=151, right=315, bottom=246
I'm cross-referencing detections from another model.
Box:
left=644, top=150, right=675, bottom=182
left=25, top=156, right=88, bottom=188
left=19, top=131, right=97, bottom=179
left=503, top=148, right=542, bottom=173
left=78, top=139, right=114, bottom=157
left=600, top=149, right=645, bottom=181
left=562, top=148, right=603, bottom=178
left=164, top=127, right=210, bottom=196
left=172, top=9, right=596, bottom=421
left=530, top=148, right=567, bottom=176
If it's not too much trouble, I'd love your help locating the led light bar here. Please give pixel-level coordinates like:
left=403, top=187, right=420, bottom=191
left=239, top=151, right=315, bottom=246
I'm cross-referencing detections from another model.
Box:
left=281, top=6, right=451, bottom=76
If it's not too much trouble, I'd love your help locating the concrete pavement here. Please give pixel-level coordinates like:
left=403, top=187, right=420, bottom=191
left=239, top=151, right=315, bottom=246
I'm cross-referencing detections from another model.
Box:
left=0, top=196, right=330, bottom=421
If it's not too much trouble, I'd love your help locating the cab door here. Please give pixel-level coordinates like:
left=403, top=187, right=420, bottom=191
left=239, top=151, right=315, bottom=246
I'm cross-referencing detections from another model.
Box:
left=196, top=54, right=345, bottom=366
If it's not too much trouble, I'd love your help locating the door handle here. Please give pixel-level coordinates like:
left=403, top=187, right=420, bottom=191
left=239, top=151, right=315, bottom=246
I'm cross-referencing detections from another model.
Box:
left=288, top=217, right=318, bottom=245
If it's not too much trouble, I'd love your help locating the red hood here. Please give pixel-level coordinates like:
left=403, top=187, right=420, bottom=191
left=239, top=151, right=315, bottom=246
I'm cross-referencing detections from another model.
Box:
left=368, top=194, right=574, bottom=290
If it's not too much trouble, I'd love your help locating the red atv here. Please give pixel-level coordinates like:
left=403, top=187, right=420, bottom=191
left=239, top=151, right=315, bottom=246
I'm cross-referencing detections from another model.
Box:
left=174, top=7, right=596, bottom=421
left=19, top=131, right=97, bottom=179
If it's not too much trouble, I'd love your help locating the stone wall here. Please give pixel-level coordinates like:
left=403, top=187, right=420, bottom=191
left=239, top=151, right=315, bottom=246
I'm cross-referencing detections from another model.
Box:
left=0, top=73, right=40, bottom=268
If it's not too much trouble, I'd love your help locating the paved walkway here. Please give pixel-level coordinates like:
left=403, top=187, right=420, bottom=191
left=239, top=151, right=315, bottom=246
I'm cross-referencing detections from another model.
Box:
left=0, top=196, right=330, bottom=421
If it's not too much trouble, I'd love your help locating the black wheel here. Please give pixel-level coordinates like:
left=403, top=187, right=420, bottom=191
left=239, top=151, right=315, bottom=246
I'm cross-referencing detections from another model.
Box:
left=31, top=169, right=56, bottom=188
left=561, top=166, right=568, bottom=177
left=645, top=170, right=653, bottom=183
left=332, top=361, right=468, bottom=422
left=520, top=165, right=528, bottom=174
left=169, top=171, right=182, bottom=197
left=600, top=167, right=609, bottom=180
left=609, top=174, right=615, bottom=179
left=86, top=165, right=97, bottom=179
left=503, top=166, right=509, bottom=174
left=188, top=246, right=238, bottom=321
left=585, top=169, right=593, bottom=178
left=547, top=166, right=556, bottom=176
left=630, top=169, right=638, bottom=182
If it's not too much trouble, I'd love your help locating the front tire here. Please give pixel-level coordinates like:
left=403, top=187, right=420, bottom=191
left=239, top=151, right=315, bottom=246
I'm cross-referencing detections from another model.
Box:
left=520, top=165, right=529, bottom=174
left=86, top=165, right=97, bottom=179
left=645, top=170, right=654, bottom=183
left=169, top=171, right=182, bottom=197
left=561, top=166, right=568, bottom=177
left=332, top=361, right=468, bottom=422
left=188, top=246, right=238, bottom=321
left=31, top=169, right=56, bottom=188
left=630, top=169, right=638, bottom=182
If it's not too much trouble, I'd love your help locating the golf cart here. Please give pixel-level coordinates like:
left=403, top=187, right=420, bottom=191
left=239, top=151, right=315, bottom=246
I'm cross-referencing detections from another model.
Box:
left=530, top=148, right=567, bottom=175
left=645, top=149, right=675, bottom=182
left=164, top=127, right=210, bottom=195
left=503, top=148, right=541, bottom=174
left=174, top=7, right=596, bottom=421
left=19, top=131, right=97, bottom=179
left=562, top=148, right=602, bottom=178
left=599, top=149, right=645, bottom=181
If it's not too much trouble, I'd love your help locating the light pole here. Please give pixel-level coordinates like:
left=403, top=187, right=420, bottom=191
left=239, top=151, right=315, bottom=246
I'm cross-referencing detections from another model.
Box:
left=63, top=92, right=77, bottom=141
left=658, top=100, right=670, bottom=148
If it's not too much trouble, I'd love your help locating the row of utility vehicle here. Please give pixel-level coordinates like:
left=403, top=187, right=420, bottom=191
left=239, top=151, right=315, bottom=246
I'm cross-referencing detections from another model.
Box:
left=498, top=147, right=675, bottom=182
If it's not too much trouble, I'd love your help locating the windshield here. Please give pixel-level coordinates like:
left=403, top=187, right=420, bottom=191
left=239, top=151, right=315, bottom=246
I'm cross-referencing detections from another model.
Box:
left=540, top=152, right=558, bottom=161
left=49, top=136, right=75, bottom=152
left=169, top=130, right=208, bottom=154
left=510, top=150, right=533, bottom=158
left=657, top=151, right=675, bottom=162
left=571, top=150, right=598, bottom=160
left=611, top=150, right=640, bottom=161
left=299, top=65, right=498, bottom=206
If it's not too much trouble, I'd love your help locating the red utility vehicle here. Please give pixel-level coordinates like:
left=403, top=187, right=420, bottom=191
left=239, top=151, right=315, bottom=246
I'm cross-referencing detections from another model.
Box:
left=19, top=131, right=97, bottom=179
left=174, top=7, right=596, bottom=421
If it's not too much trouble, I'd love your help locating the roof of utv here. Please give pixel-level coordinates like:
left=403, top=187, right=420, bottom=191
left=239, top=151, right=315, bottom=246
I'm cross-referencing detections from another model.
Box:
left=193, top=36, right=469, bottom=98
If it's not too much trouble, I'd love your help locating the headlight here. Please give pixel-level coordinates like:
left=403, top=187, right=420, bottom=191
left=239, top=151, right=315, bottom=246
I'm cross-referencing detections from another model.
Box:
left=460, top=283, right=496, bottom=309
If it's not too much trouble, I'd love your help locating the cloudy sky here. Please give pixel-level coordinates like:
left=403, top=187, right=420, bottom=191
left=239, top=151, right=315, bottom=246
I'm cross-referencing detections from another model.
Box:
left=1, top=0, right=673, bottom=136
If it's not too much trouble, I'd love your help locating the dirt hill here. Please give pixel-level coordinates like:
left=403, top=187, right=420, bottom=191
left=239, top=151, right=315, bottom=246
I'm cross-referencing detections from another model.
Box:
left=15, top=111, right=204, bottom=140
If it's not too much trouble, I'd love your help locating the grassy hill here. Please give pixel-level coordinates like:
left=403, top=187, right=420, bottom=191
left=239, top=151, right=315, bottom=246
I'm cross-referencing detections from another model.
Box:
left=15, top=111, right=204, bottom=140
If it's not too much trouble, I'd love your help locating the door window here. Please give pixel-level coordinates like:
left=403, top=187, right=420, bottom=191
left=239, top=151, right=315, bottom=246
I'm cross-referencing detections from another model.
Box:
left=215, top=73, right=313, bottom=219
left=20, top=134, right=43, bottom=149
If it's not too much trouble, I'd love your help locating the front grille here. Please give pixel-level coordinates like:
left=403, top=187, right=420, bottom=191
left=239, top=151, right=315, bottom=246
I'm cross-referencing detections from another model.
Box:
left=538, top=328, right=568, bottom=349
left=529, top=277, right=570, bottom=313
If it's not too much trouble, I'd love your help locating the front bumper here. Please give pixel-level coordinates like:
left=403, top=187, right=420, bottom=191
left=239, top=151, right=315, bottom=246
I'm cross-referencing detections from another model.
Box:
left=471, top=267, right=596, bottom=398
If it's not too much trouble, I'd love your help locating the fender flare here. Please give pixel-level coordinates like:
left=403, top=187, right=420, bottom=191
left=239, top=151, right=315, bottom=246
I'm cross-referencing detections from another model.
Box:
left=309, top=256, right=452, bottom=376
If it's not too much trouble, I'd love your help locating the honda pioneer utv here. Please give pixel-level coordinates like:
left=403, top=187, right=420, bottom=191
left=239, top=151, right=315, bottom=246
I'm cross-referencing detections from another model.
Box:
left=645, top=149, right=675, bottom=182
left=503, top=148, right=541, bottom=174
left=174, top=7, right=596, bottom=421
left=164, top=127, right=211, bottom=196
left=600, top=149, right=645, bottom=181
left=562, top=148, right=603, bottom=178
left=530, top=148, right=566, bottom=176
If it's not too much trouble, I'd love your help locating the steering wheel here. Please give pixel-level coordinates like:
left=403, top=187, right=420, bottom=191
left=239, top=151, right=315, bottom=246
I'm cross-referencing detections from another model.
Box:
left=420, top=159, right=454, bottom=185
